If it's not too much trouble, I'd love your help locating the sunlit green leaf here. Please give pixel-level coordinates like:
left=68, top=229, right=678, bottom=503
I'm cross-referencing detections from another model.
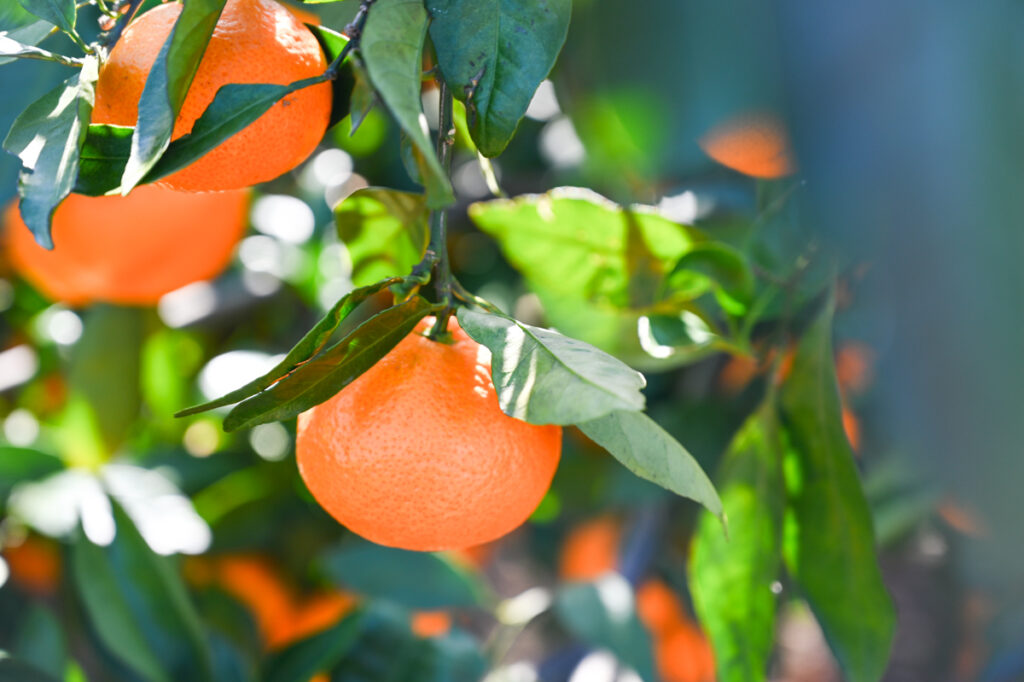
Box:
left=334, top=188, right=428, bottom=286
left=72, top=123, right=131, bottom=196
left=469, top=188, right=700, bottom=308
left=427, top=0, right=571, bottom=157
left=578, top=409, right=722, bottom=516
left=0, top=5, right=53, bottom=67
left=223, top=296, right=439, bottom=431
left=121, top=0, right=227, bottom=191
left=360, top=0, right=453, bottom=207
left=780, top=293, right=895, bottom=682
left=71, top=504, right=214, bottom=682
left=177, top=277, right=403, bottom=417
left=0, top=447, right=62, bottom=499
left=553, top=577, right=655, bottom=681
left=664, top=242, right=755, bottom=314
left=321, top=541, right=487, bottom=609
left=690, top=398, right=785, bottom=682
left=458, top=308, right=646, bottom=425
left=67, top=305, right=143, bottom=453
left=3, top=55, right=98, bottom=248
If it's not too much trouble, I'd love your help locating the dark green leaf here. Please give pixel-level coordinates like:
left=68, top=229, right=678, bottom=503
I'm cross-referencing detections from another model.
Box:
left=68, top=305, right=143, bottom=453
left=121, top=0, right=227, bottom=191
left=469, top=188, right=701, bottom=309
left=15, top=0, right=73, bottom=38
left=147, top=78, right=323, bottom=182
left=0, top=447, right=62, bottom=499
left=690, top=399, right=785, bottom=682
left=360, top=0, right=454, bottom=208
left=71, top=503, right=214, bottom=682
left=71, top=123, right=131, bottom=196
left=422, top=630, right=488, bottom=682
left=348, top=60, right=377, bottom=133
left=427, top=0, right=571, bottom=156
left=3, top=55, right=98, bottom=248
left=11, top=605, right=65, bottom=679
left=321, top=540, right=486, bottom=609
left=553, top=578, right=655, bottom=681
left=779, top=294, right=895, bottom=682
left=0, top=657, right=61, bottom=682
left=177, top=277, right=402, bottom=417
left=457, top=308, right=646, bottom=425
left=223, top=296, right=438, bottom=431
left=309, top=25, right=355, bottom=130
left=664, top=242, right=755, bottom=314
left=263, top=610, right=364, bottom=682
left=578, top=409, right=722, bottom=516
left=334, top=188, right=428, bottom=286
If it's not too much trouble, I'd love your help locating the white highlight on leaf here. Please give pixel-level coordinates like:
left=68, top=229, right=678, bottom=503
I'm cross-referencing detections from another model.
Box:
left=496, top=586, right=552, bottom=625
left=593, top=572, right=635, bottom=624
left=0, top=345, right=38, bottom=392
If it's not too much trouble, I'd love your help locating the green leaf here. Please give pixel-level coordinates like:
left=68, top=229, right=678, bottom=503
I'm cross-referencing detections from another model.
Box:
left=0, top=657, right=61, bottom=682
left=553, top=577, right=655, bottom=682
left=578, top=409, right=722, bottom=516
left=664, top=242, right=755, bottom=315
left=67, top=305, right=143, bottom=453
left=177, top=277, right=402, bottom=417
left=3, top=55, right=98, bottom=249
left=0, top=20, right=54, bottom=66
left=121, top=0, right=227, bottom=191
left=360, top=0, right=454, bottom=208
left=639, top=311, right=719, bottom=361
left=15, top=0, right=73, bottom=38
left=0, top=447, right=62, bottom=500
left=457, top=308, right=646, bottom=425
left=334, top=188, right=428, bottom=287
left=72, top=123, right=132, bottom=196
left=71, top=503, right=214, bottom=682
left=321, top=541, right=486, bottom=609
left=263, top=610, right=364, bottom=682
left=469, top=188, right=700, bottom=309
left=779, top=294, right=895, bottom=682
left=690, top=399, right=785, bottom=682
left=223, top=295, right=438, bottom=431
left=427, top=0, right=571, bottom=157
left=11, top=605, right=66, bottom=680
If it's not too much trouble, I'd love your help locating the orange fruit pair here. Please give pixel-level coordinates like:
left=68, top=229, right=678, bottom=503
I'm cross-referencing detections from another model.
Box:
left=93, top=0, right=332, bottom=191
left=3, top=185, right=249, bottom=305
left=297, top=316, right=562, bottom=552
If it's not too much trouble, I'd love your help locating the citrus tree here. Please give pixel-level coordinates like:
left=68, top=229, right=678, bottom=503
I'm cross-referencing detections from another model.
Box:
left=0, top=0, right=898, bottom=681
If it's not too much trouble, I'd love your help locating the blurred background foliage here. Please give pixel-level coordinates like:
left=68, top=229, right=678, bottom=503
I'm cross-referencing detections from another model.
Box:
left=1, top=0, right=1022, bottom=680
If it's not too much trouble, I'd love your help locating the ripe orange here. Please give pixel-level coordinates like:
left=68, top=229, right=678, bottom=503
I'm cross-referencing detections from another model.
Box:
left=296, top=316, right=562, bottom=551
left=558, top=516, right=621, bottom=581
left=2, top=535, right=62, bottom=595
left=411, top=610, right=453, bottom=639
left=93, top=0, right=332, bottom=192
left=657, top=620, right=716, bottom=682
left=3, top=185, right=248, bottom=305
left=698, top=113, right=794, bottom=178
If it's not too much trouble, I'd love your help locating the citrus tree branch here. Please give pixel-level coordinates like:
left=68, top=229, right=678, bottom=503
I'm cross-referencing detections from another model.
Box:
left=427, top=80, right=456, bottom=339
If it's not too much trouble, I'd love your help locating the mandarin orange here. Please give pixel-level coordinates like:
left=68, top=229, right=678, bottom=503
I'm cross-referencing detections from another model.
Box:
left=4, top=185, right=248, bottom=305
left=92, top=0, right=332, bottom=191
left=296, top=316, right=562, bottom=551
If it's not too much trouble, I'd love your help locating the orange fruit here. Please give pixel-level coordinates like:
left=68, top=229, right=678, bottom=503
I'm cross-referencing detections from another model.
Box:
left=2, top=536, right=62, bottom=595
left=4, top=185, right=248, bottom=305
left=212, top=555, right=297, bottom=648
left=657, top=620, right=716, bottom=682
left=698, top=113, right=794, bottom=179
left=636, top=579, right=686, bottom=636
left=92, top=0, right=332, bottom=192
left=283, top=591, right=358, bottom=646
left=558, top=516, right=621, bottom=581
left=296, top=316, right=562, bottom=551
left=411, top=610, right=453, bottom=639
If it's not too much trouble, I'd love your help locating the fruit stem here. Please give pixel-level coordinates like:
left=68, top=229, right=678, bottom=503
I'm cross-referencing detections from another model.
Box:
left=100, top=0, right=144, bottom=50
left=427, top=80, right=456, bottom=339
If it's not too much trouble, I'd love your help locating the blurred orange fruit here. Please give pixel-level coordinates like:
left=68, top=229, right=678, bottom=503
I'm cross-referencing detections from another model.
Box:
left=283, top=591, right=358, bottom=646
left=92, top=0, right=332, bottom=191
left=699, top=113, right=794, bottom=179
left=558, top=516, right=621, bottom=581
left=2, top=536, right=61, bottom=595
left=657, top=619, right=717, bottom=682
left=211, top=555, right=297, bottom=648
left=835, top=342, right=874, bottom=395
left=297, top=316, right=562, bottom=551
left=4, top=185, right=248, bottom=305
left=411, top=610, right=453, bottom=639
left=635, top=578, right=686, bottom=636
